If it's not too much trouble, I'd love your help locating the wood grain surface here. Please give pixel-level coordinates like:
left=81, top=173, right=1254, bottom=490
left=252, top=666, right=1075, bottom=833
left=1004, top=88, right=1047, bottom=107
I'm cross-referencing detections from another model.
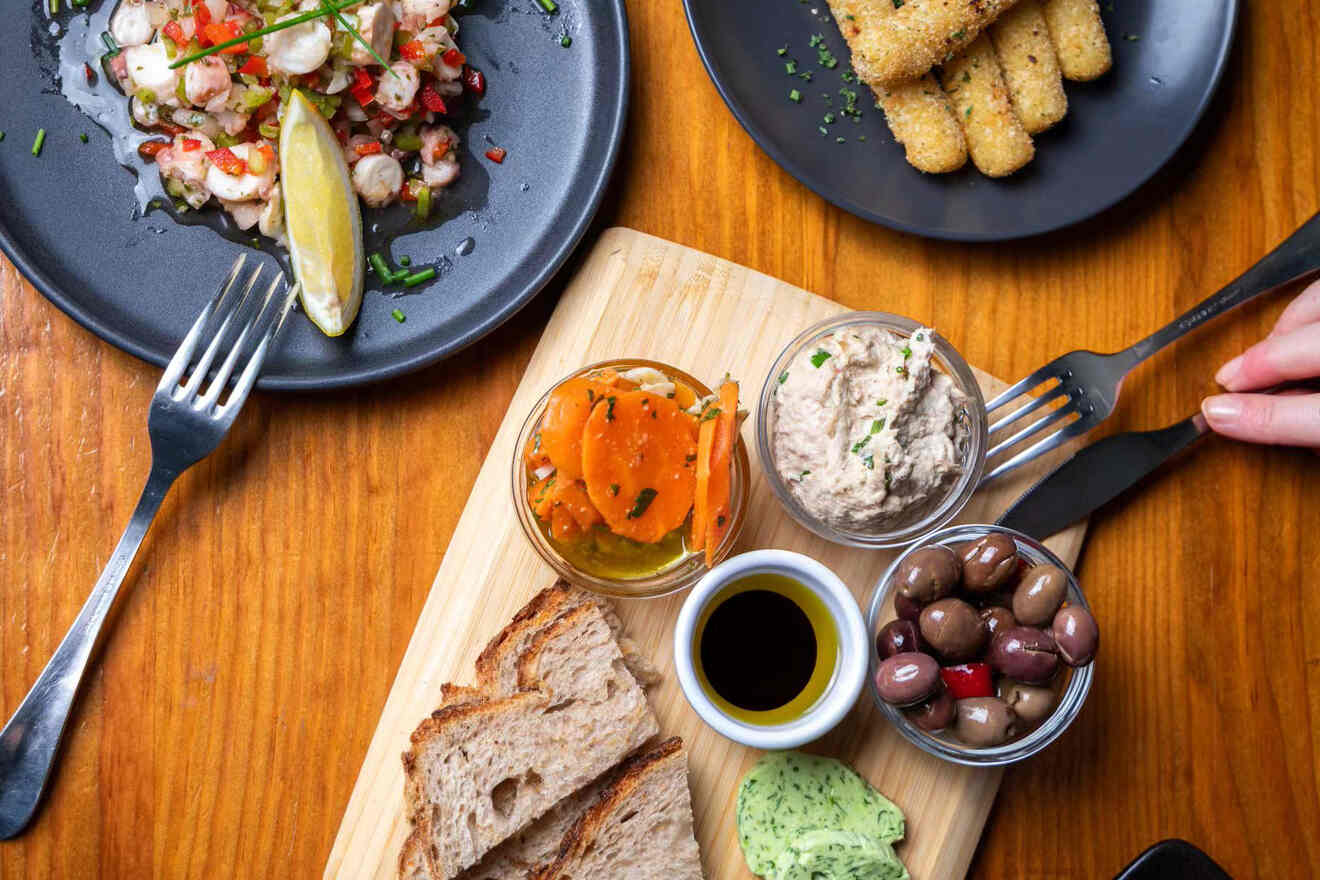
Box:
left=1, top=0, right=1318, bottom=877
left=322, top=228, right=1089, bottom=880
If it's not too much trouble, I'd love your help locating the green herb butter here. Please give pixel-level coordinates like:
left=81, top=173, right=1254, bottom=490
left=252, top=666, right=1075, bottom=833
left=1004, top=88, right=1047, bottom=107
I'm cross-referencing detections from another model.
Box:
left=736, top=752, right=907, bottom=879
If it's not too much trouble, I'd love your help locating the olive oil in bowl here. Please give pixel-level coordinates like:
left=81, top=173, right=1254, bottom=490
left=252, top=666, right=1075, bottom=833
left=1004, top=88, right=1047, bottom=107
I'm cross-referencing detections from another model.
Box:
left=693, top=572, right=840, bottom=725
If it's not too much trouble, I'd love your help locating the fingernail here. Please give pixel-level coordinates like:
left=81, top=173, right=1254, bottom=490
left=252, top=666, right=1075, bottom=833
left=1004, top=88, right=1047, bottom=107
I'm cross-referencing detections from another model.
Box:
left=1203, top=395, right=1243, bottom=424
left=1215, top=355, right=1243, bottom=388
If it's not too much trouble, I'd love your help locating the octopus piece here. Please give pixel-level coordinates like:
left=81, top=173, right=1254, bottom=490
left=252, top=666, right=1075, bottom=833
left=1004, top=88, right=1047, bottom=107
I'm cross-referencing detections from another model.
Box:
left=264, top=15, right=333, bottom=75
left=350, top=2, right=396, bottom=66
left=122, top=43, right=179, bottom=99
left=205, top=142, right=278, bottom=202
left=110, top=0, right=162, bottom=47
left=419, top=124, right=460, bottom=188
left=375, top=62, right=421, bottom=114
left=184, top=56, right=232, bottom=111
left=396, top=0, right=451, bottom=32
left=258, top=186, right=284, bottom=239
left=351, top=153, right=405, bottom=206
left=220, top=198, right=264, bottom=231
left=155, top=133, right=215, bottom=209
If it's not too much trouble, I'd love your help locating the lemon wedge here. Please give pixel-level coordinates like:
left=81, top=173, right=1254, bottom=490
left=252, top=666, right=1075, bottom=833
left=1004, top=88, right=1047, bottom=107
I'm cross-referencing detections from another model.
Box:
left=279, top=89, right=363, bottom=337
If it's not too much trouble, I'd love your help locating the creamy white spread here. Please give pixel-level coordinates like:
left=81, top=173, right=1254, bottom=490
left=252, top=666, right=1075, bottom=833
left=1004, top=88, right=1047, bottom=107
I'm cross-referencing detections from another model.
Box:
left=771, top=325, right=969, bottom=531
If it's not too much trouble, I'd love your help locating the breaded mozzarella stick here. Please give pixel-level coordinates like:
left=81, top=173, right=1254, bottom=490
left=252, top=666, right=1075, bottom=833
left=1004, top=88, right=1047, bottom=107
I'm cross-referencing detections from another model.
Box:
left=1041, top=0, right=1113, bottom=81
left=940, top=35, right=1035, bottom=177
left=990, top=0, right=1068, bottom=133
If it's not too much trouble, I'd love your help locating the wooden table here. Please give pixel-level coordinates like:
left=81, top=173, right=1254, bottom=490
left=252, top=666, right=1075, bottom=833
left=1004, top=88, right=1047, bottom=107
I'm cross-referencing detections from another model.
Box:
left=2, top=1, right=1318, bottom=876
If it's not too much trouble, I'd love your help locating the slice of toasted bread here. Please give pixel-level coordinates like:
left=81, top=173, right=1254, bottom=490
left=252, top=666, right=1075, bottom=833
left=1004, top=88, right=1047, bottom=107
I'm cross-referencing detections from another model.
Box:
left=400, top=604, right=659, bottom=880
left=530, top=738, right=703, bottom=880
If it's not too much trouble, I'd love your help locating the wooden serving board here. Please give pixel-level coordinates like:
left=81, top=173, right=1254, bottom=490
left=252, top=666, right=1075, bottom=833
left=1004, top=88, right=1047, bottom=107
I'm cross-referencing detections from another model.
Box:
left=324, top=228, right=1087, bottom=880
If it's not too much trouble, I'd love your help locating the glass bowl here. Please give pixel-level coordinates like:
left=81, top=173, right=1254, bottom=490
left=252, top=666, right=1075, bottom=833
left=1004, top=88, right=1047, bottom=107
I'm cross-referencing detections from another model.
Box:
left=512, top=359, right=752, bottom=599
left=756, top=311, right=988, bottom=549
left=866, top=524, right=1094, bottom=766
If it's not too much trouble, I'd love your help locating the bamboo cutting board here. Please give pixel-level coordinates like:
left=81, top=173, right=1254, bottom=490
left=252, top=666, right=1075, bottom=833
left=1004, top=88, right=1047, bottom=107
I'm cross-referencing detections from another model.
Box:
left=324, top=228, right=1087, bottom=880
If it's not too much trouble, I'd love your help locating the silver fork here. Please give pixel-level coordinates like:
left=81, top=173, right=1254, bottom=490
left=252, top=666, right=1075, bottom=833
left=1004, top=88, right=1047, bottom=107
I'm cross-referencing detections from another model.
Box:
left=981, top=211, right=1320, bottom=485
left=0, top=255, right=299, bottom=839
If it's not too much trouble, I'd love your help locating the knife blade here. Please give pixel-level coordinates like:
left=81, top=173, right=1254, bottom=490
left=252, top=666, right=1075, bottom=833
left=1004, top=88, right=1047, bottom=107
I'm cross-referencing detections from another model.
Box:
left=995, top=413, right=1209, bottom=541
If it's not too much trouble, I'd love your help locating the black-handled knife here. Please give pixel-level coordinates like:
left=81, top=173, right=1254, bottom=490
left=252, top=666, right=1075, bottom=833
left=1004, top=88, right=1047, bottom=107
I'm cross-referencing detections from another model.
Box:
left=996, top=414, right=1208, bottom=541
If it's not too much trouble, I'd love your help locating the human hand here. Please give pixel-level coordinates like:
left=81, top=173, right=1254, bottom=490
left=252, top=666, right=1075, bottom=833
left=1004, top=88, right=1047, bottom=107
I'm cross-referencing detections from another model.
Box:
left=1201, top=279, right=1320, bottom=448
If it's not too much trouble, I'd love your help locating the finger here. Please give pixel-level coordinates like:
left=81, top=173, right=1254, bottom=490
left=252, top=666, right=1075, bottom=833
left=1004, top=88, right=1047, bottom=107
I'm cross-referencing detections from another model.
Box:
left=1214, top=322, right=1320, bottom=391
left=1201, top=393, right=1320, bottom=447
left=1269, top=278, right=1320, bottom=337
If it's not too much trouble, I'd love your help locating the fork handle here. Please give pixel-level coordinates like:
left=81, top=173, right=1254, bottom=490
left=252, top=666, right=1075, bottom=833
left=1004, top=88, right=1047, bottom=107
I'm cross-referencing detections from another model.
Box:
left=0, top=465, right=177, bottom=839
left=1123, top=211, right=1320, bottom=366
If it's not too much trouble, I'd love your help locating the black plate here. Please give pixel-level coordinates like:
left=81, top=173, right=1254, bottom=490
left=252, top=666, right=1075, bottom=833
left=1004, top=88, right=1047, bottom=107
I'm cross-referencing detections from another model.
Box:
left=1114, top=840, right=1233, bottom=880
left=0, top=0, right=627, bottom=390
left=683, top=0, right=1237, bottom=241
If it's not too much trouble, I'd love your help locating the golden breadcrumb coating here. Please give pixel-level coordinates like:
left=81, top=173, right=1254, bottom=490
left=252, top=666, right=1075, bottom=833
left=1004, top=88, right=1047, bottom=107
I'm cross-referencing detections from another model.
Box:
left=989, top=0, right=1068, bottom=133
left=846, top=0, right=1024, bottom=86
left=1041, top=0, right=1113, bottom=81
left=940, top=35, right=1035, bottom=177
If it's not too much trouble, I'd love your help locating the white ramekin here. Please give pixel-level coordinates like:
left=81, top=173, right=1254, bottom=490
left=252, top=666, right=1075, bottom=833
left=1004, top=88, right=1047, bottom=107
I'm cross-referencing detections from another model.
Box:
left=673, top=549, right=868, bottom=750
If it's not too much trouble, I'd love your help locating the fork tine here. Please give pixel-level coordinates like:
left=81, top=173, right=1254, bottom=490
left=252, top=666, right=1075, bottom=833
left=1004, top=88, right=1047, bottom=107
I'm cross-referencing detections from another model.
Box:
left=221, top=280, right=299, bottom=416
left=988, top=383, right=1069, bottom=437
left=987, top=401, right=1078, bottom=459
left=980, top=417, right=1094, bottom=486
left=984, top=364, right=1061, bottom=413
left=157, top=254, right=247, bottom=393
left=195, top=272, right=280, bottom=411
left=181, top=265, right=264, bottom=399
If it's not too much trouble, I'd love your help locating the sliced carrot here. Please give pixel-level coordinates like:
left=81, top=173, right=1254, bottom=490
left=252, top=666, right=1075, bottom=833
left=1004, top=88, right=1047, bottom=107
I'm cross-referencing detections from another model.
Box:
left=690, top=417, right=716, bottom=553
left=549, top=504, right=581, bottom=541
left=553, top=479, right=604, bottom=531
left=529, top=475, right=558, bottom=519
left=524, top=429, right=552, bottom=474
left=538, top=377, right=614, bottom=481
left=581, top=390, right=698, bottom=544
left=705, top=381, right=739, bottom=564
left=672, top=381, right=699, bottom=411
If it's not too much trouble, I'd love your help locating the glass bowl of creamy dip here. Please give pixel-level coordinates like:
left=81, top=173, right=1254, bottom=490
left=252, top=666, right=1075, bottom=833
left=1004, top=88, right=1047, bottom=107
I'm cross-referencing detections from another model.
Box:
left=756, top=312, right=987, bottom=549
left=513, top=359, right=752, bottom=599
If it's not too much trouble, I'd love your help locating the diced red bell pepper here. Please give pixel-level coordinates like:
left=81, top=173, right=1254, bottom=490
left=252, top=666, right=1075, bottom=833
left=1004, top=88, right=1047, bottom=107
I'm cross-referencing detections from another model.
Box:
left=83, top=61, right=97, bottom=84
left=427, top=14, right=447, bottom=27
left=350, top=68, right=376, bottom=106
left=441, top=47, right=466, bottom=68
left=203, top=21, right=247, bottom=53
left=237, top=55, right=267, bottom=76
left=419, top=82, right=447, bottom=114
left=484, top=146, right=506, bottom=164
left=398, top=39, right=427, bottom=62
left=162, top=20, right=186, bottom=47
left=461, top=65, right=485, bottom=96
left=157, top=121, right=188, bottom=136
left=137, top=139, right=170, bottom=160
left=353, top=140, right=384, bottom=156
left=180, top=137, right=202, bottom=151
left=939, top=663, right=994, bottom=700
left=206, top=147, right=247, bottom=176
left=399, top=178, right=425, bottom=203
left=193, top=0, right=212, bottom=31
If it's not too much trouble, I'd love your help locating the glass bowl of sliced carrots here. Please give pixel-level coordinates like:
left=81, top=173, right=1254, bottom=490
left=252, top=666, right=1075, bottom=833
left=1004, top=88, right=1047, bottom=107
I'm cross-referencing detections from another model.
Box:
left=512, top=359, right=752, bottom=599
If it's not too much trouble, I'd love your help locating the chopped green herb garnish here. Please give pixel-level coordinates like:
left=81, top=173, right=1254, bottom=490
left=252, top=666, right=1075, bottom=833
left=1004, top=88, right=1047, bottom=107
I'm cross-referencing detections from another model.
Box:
left=535, top=0, right=557, bottom=12
left=901, top=345, right=912, bottom=359
left=877, top=398, right=888, bottom=406
left=951, top=28, right=966, bottom=40
left=391, top=308, right=406, bottom=323
left=101, top=32, right=120, bottom=55
left=915, top=332, right=924, bottom=341
left=789, top=88, right=802, bottom=103
left=560, top=34, right=572, bottom=47
left=1124, top=33, right=1140, bottom=40
left=818, top=126, right=827, bottom=136
left=808, top=34, right=823, bottom=48
left=605, top=396, right=617, bottom=421
left=777, top=44, right=789, bottom=56
left=965, top=105, right=973, bottom=117
left=799, top=70, right=813, bottom=81
left=850, top=436, right=871, bottom=454
left=31, top=129, right=46, bottom=157
left=865, top=454, right=875, bottom=470
left=610, top=483, right=620, bottom=496
left=778, top=371, right=789, bottom=384
left=399, top=255, right=411, bottom=267
left=402, top=268, right=436, bottom=287
left=0, top=131, right=6, bottom=142
left=785, top=60, right=798, bottom=75
left=810, top=350, right=831, bottom=368
left=891, top=0, right=903, bottom=7
left=79, top=132, right=88, bottom=143
left=626, top=488, right=658, bottom=519
left=369, top=252, right=392, bottom=281
left=701, top=407, right=722, bottom=422
left=797, top=470, right=811, bottom=481
left=823, top=112, right=836, bottom=124
left=835, top=136, right=845, bottom=144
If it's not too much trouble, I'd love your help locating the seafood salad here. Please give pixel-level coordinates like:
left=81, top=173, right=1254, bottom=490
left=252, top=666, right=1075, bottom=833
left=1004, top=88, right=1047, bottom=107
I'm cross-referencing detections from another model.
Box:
left=106, top=0, right=482, bottom=237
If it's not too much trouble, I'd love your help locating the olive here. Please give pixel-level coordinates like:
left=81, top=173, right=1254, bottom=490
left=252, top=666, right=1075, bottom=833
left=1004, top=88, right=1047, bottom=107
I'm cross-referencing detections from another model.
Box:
left=979, top=606, right=1016, bottom=637
left=918, top=598, right=987, bottom=662
left=875, top=619, right=923, bottom=660
left=906, top=686, right=956, bottom=732
left=960, top=533, right=1020, bottom=592
left=954, top=697, right=1017, bottom=747
left=894, top=592, right=924, bottom=622
left=894, top=545, right=962, bottom=603
left=988, top=626, right=1059, bottom=684
left=1052, top=605, right=1099, bottom=666
left=998, top=679, right=1058, bottom=725
left=1013, top=564, right=1069, bottom=626
left=874, top=652, right=940, bottom=706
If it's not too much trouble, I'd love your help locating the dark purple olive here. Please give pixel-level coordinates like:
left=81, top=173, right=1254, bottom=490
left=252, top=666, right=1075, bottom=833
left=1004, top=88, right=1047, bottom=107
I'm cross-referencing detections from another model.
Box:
left=988, top=626, right=1059, bottom=684
left=979, top=606, right=1016, bottom=637
left=1013, top=565, right=1069, bottom=626
left=906, top=686, right=956, bottom=731
left=918, top=598, right=987, bottom=662
left=894, top=545, right=962, bottom=603
left=960, top=533, right=1020, bottom=593
left=1052, top=605, right=1099, bottom=666
left=954, top=697, right=1017, bottom=747
left=894, top=592, right=924, bottom=622
left=998, top=679, right=1058, bottom=725
left=874, top=652, right=940, bottom=706
left=875, top=619, right=923, bottom=660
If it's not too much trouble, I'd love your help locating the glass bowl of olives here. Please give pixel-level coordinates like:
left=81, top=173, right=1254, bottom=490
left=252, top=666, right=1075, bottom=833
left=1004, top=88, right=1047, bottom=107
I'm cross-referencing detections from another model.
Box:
left=865, top=524, right=1097, bottom=766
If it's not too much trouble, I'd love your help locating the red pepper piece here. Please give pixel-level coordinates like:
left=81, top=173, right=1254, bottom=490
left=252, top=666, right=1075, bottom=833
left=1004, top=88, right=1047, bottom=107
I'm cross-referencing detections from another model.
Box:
left=137, top=139, right=170, bottom=160
left=441, top=47, right=466, bottom=68
left=203, top=21, right=247, bottom=53
left=461, top=65, right=485, bottom=96
left=419, top=82, right=447, bottom=114
left=206, top=147, right=247, bottom=176
left=353, top=141, right=384, bottom=156
left=83, top=61, right=97, bottom=84
left=484, top=146, right=506, bottom=163
left=939, top=663, right=994, bottom=700
left=350, top=67, right=376, bottom=106
left=180, top=137, right=202, bottom=151
left=162, top=20, right=186, bottom=47
left=193, top=0, right=212, bottom=31
left=398, top=39, right=427, bottom=62
left=237, top=55, right=267, bottom=76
